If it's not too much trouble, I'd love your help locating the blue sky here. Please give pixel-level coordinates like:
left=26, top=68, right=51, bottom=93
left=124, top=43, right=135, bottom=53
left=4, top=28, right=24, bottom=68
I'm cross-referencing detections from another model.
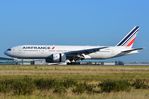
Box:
left=0, top=0, right=149, bottom=62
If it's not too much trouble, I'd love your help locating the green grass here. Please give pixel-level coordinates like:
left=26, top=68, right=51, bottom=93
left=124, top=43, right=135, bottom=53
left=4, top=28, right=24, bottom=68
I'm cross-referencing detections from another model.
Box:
left=0, top=65, right=149, bottom=81
left=1, top=90, right=149, bottom=99
left=0, top=65, right=149, bottom=99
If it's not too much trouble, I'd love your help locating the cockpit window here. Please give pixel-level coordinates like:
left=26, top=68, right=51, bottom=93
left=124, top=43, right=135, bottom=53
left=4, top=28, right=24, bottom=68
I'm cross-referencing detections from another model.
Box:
left=7, top=49, right=11, bottom=51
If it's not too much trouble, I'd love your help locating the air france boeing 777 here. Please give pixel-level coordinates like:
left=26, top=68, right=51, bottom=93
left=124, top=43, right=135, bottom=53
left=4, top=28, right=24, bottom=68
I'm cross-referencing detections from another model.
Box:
left=4, top=26, right=143, bottom=63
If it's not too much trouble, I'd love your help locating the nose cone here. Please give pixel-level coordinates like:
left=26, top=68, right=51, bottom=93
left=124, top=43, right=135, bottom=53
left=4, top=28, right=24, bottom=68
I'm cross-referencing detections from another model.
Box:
left=4, top=50, right=10, bottom=56
left=4, top=49, right=12, bottom=57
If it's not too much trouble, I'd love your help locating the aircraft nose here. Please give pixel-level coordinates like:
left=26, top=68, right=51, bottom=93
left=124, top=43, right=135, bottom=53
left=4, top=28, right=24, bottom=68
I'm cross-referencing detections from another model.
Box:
left=4, top=49, right=12, bottom=56
left=4, top=50, right=9, bottom=56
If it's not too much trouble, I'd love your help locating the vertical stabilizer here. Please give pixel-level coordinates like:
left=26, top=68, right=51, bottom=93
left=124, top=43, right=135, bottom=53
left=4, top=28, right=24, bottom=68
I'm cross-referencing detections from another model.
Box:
left=116, top=26, right=139, bottom=48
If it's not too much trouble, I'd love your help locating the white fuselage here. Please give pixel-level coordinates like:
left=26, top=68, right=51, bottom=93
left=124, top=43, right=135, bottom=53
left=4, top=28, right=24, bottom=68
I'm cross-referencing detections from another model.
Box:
left=4, top=45, right=134, bottom=59
left=4, top=26, right=142, bottom=62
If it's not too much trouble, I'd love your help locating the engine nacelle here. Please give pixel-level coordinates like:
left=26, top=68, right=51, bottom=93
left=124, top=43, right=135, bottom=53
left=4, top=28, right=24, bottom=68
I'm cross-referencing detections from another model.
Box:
left=46, top=53, right=66, bottom=63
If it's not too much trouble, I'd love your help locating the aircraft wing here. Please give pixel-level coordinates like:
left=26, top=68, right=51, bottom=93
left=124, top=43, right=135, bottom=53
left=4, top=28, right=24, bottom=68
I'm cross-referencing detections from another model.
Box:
left=65, top=47, right=107, bottom=59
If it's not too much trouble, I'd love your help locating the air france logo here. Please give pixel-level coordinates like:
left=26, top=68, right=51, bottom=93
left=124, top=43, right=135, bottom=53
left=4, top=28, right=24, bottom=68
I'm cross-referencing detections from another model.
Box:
left=23, top=46, right=55, bottom=49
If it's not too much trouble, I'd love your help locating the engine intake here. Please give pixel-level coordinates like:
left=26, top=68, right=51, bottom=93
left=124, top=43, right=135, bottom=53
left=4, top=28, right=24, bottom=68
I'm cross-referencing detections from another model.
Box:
left=46, top=53, right=66, bottom=63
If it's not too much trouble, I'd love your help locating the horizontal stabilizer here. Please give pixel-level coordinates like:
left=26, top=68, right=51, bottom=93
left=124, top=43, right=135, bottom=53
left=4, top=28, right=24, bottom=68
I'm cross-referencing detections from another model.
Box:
left=120, top=48, right=143, bottom=56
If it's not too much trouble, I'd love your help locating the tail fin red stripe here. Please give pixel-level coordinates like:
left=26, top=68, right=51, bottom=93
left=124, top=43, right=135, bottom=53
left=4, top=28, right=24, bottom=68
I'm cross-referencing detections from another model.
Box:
left=127, top=38, right=136, bottom=47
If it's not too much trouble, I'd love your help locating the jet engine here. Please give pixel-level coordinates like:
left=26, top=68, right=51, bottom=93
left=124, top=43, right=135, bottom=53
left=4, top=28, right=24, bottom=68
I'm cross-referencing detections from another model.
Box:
left=46, top=53, right=66, bottom=63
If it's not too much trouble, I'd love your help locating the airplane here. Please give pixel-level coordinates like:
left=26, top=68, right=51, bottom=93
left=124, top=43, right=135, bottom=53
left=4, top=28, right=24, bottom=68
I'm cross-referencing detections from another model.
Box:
left=4, top=26, right=143, bottom=64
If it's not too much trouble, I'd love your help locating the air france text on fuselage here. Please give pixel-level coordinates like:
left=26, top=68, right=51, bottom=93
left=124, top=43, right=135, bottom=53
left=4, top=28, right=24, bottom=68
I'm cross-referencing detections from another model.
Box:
left=22, top=46, right=55, bottom=49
